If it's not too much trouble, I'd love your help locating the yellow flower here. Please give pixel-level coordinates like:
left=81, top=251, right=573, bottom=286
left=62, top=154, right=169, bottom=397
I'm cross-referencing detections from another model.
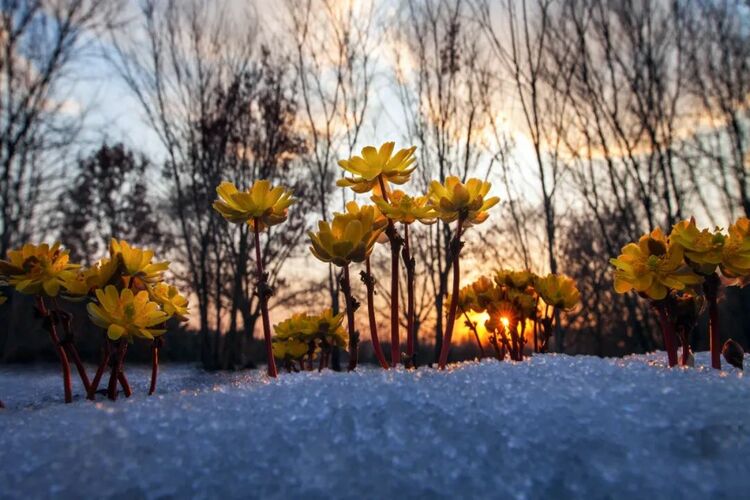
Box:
left=84, top=258, right=119, bottom=289
left=511, top=289, right=538, bottom=318
left=60, top=257, right=125, bottom=299
left=337, top=142, right=417, bottom=193
left=274, top=309, right=348, bottom=348
left=309, top=202, right=386, bottom=266
left=427, top=176, right=499, bottom=226
left=213, top=180, right=295, bottom=231
left=721, top=217, right=750, bottom=280
left=87, top=285, right=168, bottom=341
left=610, top=228, right=703, bottom=300
left=670, top=218, right=725, bottom=275
left=150, top=282, right=190, bottom=321
left=110, top=239, right=169, bottom=285
left=272, top=338, right=309, bottom=360
left=59, top=269, right=92, bottom=300
left=309, top=309, right=348, bottom=348
left=535, top=273, right=580, bottom=310
left=485, top=300, right=520, bottom=332
left=0, top=242, right=79, bottom=297
left=496, top=269, right=534, bottom=290
left=451, top=284, right=478, bottom=312
left=274, top=312, right=315, bottom=341
left=371, top=190, right=437, bottom=225
left=471, top=276, right=497, bottom=310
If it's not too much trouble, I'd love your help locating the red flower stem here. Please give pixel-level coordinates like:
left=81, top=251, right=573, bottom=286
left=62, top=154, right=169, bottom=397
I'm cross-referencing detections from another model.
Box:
left=438, top=219, right=464, bottom=369
left=462, top=309, right=485, bottom=358
left=253, top=219, right=278, bottom=378
left=704, top=273, right=721, bottom=370
left=378, top=175, right=402, bottom=367
left=363, top=258, right=389, bottom=369
left=541, top=305, right=551, bottom=353
left=64, top=343, right=90, bottom=393
left=149, top=337, right=162, bottom=396
left=403, top=224, right=417, bottom=366
left=533, top=299, right=540, bottom=353
left=489, top=333, right=503, bottom=360
left=51, top=300, right=91, bottom=393
left=118, top=370, right=132, bottom=398
left=499, top=330, right=511, bottom=358
left=107, top=341, right=128, bottom=401
left=508, top=325, right=519, bottom=361
left=116, top=342, right=131, bottom=397
left=107, top=346, right=119, bottom=401
left=36, top=296, right=72, bottom=404
left=342, top=264, right=359, bottom=371
left=88, top=341, right=111, bottom=400
left=655, top=304, right=678, bottom=367
left=679, top=330, right=691, bottom=366
left=388, top=226, right=400, bottom=366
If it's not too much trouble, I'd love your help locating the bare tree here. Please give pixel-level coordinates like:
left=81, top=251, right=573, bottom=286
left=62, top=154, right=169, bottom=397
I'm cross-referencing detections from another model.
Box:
left=285, top=0, right=377, bottom=367
left=109, top=0, right=309, bottom=369
left=388, top=0, right=506, bottom=362
left=685, top=0, right=750, bottom=220
left=0, top=0, right=123, bottom=256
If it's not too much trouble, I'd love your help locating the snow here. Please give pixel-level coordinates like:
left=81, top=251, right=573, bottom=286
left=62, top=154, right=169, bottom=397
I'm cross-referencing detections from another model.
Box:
left=1, top=352, right=749, bottom=499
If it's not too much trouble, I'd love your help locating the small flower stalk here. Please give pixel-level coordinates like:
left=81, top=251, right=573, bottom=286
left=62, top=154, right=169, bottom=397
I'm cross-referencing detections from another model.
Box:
left=373, top=190, right=436, bottom=367
left=213, top=180, right=295, bottom=378
left=309, top=201, right=386, bottom=370
left=427, top=176, right=499, bottom=369
left=338, top=143, right=419, bottom=367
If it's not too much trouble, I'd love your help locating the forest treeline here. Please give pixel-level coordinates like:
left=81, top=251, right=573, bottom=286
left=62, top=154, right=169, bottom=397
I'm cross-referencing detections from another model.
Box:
left=1, top=0, right=749, bottom=368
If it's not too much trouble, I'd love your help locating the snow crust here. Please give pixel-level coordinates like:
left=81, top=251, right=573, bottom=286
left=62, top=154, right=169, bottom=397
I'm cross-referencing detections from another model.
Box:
left=1, top=352, right=749, bottom=499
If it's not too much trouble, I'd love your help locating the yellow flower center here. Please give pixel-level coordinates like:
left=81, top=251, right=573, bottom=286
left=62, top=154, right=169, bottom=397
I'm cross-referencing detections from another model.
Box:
left=124, top=304, right=136, bottom=321
left=646, top=255, right=662, bottom=270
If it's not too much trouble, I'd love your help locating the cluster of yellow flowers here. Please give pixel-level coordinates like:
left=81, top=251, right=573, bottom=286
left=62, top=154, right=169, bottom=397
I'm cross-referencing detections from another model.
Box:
left=71, top=239, right=188, bottom=340
left=306, top=141, right=500, bottom=371
left=453, top=270, right=580, bottom=360
left=272, top=309, right=348, bottom=371
left=212, top=141, right=502, bottom=374
left=0, top=239, right=189, bottom=402
left=611, top=217, right=750, bottom=369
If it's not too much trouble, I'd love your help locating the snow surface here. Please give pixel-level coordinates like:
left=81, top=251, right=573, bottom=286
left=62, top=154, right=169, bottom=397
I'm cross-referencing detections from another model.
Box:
left=1, top=352, right=749, bottom=499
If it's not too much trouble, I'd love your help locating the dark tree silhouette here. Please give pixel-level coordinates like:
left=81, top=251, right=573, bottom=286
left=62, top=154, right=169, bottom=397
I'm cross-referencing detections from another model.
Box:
left=57, top=143, right=162, bottom=263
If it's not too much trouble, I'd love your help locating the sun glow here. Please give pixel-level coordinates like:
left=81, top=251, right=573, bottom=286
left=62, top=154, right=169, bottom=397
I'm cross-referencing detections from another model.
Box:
left=459, top=310, right=539, bottom=350
left=457, top=310, right=489, bottom=344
